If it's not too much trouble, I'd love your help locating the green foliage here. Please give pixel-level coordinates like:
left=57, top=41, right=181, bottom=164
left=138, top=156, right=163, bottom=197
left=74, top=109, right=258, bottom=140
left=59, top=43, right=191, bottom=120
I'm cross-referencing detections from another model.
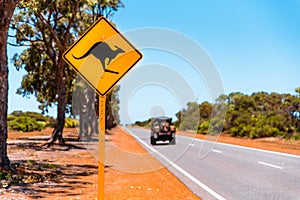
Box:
left=10, top=111, right=55, bottom=124
left=175, top=88, right=300, bottom=140
left=178, top=102, right=200, bottom=131
left=290, top=133, right=300, bottom=140
left=135, top=118, right=152, bottom=127
left=72, top=79, right=121, bottom=129
left=10, top=0, right=124, bottom=131
left=209, top=115, right=225, bottom=135
left=41, top=163, right=60, bottom=169
left=64, top=118, right=79, bottom=128
left=295, top=87, right=300, bottom=98
left=0, top=171, right=22, bottom=188
left=9, top=116, right=43, bottom=132
left=8, top=111, right=55, bottom=132
left=199, top=101, right=212, bottom=120
left=198, top=121, right=209, bottom=134
left=0, top=171, right=11, bottom=180
left=108, top=85, right=121, bottom=125
left=0, top=160, right=62, bottom=188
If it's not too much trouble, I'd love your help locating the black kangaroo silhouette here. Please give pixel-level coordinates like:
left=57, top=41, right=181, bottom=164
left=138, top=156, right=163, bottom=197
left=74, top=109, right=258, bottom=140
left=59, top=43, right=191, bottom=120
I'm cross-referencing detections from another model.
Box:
left=72, top=41, right=125, bottom=74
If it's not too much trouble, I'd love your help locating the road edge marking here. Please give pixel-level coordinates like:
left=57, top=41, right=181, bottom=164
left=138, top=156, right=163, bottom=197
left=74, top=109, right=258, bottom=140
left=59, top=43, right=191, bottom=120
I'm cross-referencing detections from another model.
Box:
left=123, top=127, right=226, bottom=200
left=258, top=161, right=283, bottom=169
left=212, top=149, right=222, bottom=154
left=187, top=135, right=300, bottom=159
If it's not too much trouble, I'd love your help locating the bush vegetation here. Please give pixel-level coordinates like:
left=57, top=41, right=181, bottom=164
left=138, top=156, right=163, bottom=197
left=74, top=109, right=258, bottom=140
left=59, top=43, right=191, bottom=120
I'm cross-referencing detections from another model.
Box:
left=64, top=117, right=79, bottom=128
left=179, top=90, right=300, bottom=139
left=134, top=118, right=152, bottom=128
left=136, top=88, right=300, bottom=140
left=8, top=111, right=80, bottom=131
left=8, top=111, right=55, bottom=132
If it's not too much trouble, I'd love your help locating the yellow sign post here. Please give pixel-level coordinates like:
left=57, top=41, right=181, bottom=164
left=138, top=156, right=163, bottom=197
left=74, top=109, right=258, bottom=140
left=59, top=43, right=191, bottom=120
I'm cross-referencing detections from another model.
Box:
left=63, top=17, right=142, bottom=200
left=98, top=95, right=106, bottom=199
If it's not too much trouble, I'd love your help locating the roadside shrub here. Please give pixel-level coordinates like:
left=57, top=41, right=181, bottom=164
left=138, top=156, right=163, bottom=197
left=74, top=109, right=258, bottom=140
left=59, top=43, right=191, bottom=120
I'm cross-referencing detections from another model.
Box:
left=229, top=126, right=240, bottom=137
left=0, top=171, right=22, bottom=188
left=8, top=116, right=44, bottom=132
left=292, top=133, right=300, bottom=140
left=249, top=130, right=258, bottom=139
left=258, top=125, right=278, bottom=137
left=135, top=118, right=152, bottom=128
left=64, top=118, right=79, bottom=128
left=209, top=116, right=225, bottom=135
left=7, top=115, right=16, bottom=121
left=37, top=121, right=47, bottom=128
left=288, top=133, right=300, bottom=141
left=8, top=111, right=57, bottom=131
left=197, top=121, right=209, bottom=134
left=229, top=124, right=254, bottom=138
left=46, top=116, right=56, bottom=128
left=240, top=125, right=252, bottom=137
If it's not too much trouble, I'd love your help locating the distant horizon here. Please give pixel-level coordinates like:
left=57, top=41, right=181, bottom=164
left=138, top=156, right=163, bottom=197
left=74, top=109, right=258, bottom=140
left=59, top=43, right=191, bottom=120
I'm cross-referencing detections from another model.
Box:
left=8, top=87, right=299, bottom=120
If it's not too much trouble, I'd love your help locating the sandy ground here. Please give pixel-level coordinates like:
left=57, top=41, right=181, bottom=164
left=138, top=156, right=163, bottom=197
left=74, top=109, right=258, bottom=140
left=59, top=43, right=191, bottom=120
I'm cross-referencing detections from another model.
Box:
left=1, top=127, right=199, bottom=200
left=0, top=127, right=299, bottom=199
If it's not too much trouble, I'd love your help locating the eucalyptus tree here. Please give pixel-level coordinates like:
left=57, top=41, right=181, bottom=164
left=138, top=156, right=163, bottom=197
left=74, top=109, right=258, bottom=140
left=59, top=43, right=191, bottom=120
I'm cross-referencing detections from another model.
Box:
left=296, top=87, right=300, bottom=98
left=72, top=77, right=120, bottom=139
left=10, top=0, right=123, bottom=145
left=0, top=0, right=19, bottom=169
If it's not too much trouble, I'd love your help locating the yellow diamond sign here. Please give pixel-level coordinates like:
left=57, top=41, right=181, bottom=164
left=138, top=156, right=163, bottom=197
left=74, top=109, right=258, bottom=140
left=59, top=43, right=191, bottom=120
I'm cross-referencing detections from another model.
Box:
left=63, top=17, right=142, bottom=96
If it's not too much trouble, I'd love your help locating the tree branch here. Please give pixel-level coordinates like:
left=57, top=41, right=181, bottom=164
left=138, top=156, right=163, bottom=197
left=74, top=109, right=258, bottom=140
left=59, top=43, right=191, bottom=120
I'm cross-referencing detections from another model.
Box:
left=62, top=1, right=79, bottom=48
left=37, top=13, right=64, bottom=51
left=22, top=35, right=43, bottom=43
left=37, top=21, right=54, bottom=62
left=7, top=42, right=30, bottom=47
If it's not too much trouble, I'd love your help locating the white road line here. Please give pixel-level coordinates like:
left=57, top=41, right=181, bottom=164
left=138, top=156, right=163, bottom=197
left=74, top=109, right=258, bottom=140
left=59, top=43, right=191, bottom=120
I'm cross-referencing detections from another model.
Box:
left=124, top=127, right=226, bottom=200
left=195, top=137, right=300, bottom=159
left=212, top=149, right=222, bottom=154
left=258, top=161, right=283, bottom=169
left=189, top=143, right=195, bottom=147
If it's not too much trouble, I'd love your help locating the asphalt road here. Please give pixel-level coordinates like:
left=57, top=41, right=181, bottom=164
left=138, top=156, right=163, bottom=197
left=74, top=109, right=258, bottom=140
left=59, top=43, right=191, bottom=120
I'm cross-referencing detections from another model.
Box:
left=124, top=127, right=300, bottom=200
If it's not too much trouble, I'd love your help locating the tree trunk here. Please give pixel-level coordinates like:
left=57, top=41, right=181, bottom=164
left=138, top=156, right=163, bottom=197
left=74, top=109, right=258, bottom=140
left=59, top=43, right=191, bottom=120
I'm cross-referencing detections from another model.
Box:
left=88, top=90, right=98, bottom=136
left=0, top=0, right=18, bottom=169
left=78, top=88, right=98, bottom=140
left=48, top=60, right=67, bottom=145
left=106, top=93, right=116, bottom=129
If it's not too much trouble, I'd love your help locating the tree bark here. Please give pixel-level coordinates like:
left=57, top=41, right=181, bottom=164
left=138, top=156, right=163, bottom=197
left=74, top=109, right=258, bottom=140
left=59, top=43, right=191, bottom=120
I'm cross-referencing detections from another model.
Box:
left=106, top=92, right=116, bottom=129
left=88, top=91, right=99, bottom=135
left=48, top=60, right=67, bottom=145
left=0, top=0, right=18, bottom=169
left=78, top=88, right=98, bottom=140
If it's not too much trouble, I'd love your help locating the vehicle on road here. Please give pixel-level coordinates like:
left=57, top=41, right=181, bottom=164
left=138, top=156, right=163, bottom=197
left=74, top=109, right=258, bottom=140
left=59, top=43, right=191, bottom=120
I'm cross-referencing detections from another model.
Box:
left=150, top=117, right=176, bottom=145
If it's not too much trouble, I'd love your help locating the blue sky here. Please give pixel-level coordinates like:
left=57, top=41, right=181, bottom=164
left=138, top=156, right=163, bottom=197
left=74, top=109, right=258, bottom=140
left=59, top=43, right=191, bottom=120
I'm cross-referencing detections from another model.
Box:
left=7, top=0, right=300, bottom=123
